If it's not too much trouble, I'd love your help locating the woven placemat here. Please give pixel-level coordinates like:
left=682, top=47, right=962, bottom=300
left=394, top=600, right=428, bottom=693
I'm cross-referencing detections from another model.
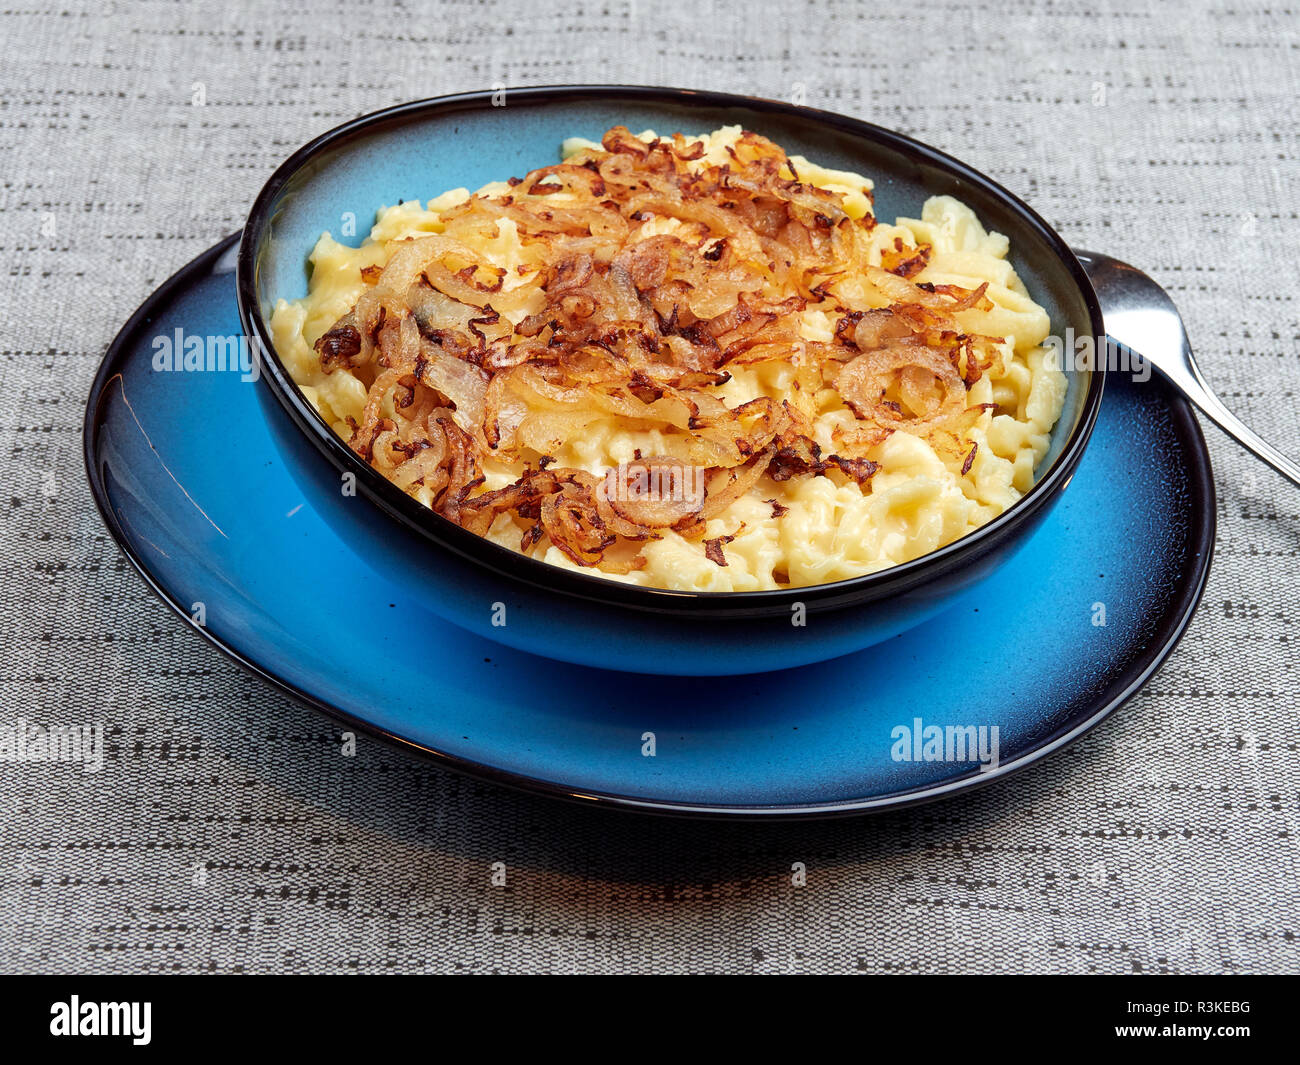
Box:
left=1, top=0, right=1296, bottom=973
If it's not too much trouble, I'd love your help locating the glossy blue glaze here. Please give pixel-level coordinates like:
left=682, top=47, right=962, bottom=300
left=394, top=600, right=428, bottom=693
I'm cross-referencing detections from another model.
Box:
left=84, top=237, right=1214, bottom=816
left=236, top=88, right=1106, bottom=659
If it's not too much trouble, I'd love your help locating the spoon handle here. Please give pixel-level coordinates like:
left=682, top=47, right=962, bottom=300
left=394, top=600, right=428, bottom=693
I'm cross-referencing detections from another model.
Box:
left=1149, top=340, right=1300, bottom=490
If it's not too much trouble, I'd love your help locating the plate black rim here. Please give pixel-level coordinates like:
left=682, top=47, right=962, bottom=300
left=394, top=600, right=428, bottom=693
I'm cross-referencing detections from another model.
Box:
left=86, top=254, right=1214, bottom=820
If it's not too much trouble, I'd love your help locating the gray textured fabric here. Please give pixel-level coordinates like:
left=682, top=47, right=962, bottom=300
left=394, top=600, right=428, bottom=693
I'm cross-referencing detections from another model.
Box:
left=1, top=0, right=1298, bottom=975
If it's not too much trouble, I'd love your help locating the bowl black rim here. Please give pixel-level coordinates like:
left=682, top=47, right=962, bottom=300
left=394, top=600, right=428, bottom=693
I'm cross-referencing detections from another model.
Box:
left=236, top=84, right=1107, bottom=618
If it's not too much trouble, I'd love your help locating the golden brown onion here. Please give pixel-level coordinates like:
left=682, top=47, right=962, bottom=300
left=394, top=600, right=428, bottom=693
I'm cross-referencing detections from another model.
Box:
left=313, top=123, right=988, bottom=574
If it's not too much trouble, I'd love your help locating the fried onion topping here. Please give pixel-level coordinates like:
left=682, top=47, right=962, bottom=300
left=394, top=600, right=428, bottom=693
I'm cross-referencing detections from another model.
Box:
left=311, top=127, right=1002, bottom=573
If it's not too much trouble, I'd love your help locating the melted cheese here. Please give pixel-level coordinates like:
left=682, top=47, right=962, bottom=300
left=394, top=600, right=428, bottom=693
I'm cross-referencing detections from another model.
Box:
left=271, top=128, right=1067, bottom=591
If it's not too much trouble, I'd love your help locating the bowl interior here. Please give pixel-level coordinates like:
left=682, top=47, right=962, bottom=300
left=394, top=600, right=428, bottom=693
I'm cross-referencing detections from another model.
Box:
left=251, top=90, right=1097, bottom=480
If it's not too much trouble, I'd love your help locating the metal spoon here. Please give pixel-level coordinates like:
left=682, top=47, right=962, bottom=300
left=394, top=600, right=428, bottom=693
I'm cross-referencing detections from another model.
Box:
left=1075, top=249, right=1300, bottom=489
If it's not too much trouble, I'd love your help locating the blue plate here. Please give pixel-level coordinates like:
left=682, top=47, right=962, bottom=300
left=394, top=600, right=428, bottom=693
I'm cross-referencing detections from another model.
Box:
left=84, top=236, right=1215, bottom=817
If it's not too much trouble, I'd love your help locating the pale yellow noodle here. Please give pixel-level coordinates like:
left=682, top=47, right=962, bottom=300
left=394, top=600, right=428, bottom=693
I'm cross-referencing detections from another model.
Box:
left=271, top=126, right=1067, bottom=592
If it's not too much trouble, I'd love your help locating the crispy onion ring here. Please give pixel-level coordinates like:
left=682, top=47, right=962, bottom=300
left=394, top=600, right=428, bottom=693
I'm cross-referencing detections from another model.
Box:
left=836, top=344, right=967, bottom=436
left=601, top=456, right=704, bottom=529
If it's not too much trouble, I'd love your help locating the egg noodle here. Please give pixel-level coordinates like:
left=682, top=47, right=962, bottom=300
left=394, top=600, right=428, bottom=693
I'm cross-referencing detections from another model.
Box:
left=271, top=126, right=1066, bottom=591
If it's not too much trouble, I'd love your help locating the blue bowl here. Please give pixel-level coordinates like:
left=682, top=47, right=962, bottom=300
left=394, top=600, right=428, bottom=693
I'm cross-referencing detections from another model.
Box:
left=236, top=86, right=1105, bottom=675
